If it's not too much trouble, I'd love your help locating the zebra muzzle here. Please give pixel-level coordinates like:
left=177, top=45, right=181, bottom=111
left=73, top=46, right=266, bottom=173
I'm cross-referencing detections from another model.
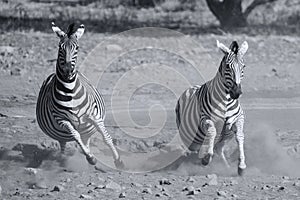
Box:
left=229, top=84, right=242, bottom=99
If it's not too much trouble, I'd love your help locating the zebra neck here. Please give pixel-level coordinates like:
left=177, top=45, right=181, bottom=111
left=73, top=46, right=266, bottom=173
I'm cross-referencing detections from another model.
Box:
left=208, top=73, right=232, bottom=105
left=55, top=72, right=79, bottom=92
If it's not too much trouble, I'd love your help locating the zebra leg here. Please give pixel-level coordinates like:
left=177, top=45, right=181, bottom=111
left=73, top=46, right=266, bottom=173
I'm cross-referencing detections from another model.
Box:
left=60, top=121, right=97, bottom=165
left=214, top=126, right=235, bottom=168
left=59, top=141, right=66, bottom=154
left=82, top=137, right=91, bottom=151
left=234, top=116, right=246, bottom=176
left=201, top=119, right=217, bottom=166
left=86, top=138, right=91, bottom=151
left=95, top=121, right=124, bottom=169
left=214, top=140, right=230, bottom=168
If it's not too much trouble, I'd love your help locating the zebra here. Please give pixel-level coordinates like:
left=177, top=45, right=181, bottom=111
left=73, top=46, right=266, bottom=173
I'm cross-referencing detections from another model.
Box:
left=36, top=22, right=124, bottom=168
left=175, top=40, right=248, bottom=175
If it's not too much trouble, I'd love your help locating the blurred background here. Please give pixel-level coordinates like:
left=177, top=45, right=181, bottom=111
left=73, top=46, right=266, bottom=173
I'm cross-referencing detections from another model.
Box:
left=0, top=0, right=299, bottom=34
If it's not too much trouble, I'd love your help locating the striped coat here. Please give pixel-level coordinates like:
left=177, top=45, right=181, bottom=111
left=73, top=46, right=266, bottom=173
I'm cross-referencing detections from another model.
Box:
left=36, top=22, right=123, bottom=168
left=37, top=72, right=105, bottom=143
left=175, top=40, right=248, bottom=175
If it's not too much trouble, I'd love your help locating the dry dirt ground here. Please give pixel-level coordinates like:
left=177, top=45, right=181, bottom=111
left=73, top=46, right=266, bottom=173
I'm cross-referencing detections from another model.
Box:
left=0, top=30, right=300, bottom=199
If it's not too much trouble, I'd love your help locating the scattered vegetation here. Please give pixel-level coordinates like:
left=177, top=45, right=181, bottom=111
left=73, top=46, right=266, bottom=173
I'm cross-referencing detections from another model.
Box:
left=0, top=0, right=299, bottom=34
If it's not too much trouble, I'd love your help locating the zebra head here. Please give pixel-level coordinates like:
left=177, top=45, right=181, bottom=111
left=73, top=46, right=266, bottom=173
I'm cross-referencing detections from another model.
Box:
left=217, top=40, right=248, bottom=99
left=52, top=22, right=85, bottom=81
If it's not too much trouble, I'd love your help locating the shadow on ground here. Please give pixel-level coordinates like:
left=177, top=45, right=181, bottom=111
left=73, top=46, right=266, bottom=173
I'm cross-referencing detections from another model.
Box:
left=0, top=143, right=69, bottom=168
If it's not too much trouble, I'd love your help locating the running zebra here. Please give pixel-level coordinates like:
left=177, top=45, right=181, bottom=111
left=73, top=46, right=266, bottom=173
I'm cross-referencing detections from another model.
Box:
left=36, top=22, right=124, bottom=168
left=175, top=40, right=248, bottom=175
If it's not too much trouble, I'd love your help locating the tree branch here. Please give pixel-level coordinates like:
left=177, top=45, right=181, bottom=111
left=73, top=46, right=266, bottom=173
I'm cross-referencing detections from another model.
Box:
left=244, top=0, right=277, bottom=18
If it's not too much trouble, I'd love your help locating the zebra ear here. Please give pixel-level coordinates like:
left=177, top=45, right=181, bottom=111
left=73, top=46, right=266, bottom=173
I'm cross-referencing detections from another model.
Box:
left=216, top=40, right=230, bottom=54
left=238, top=41, right=248, bottom=57
left=74, top=24, right=85, bottom=39
left=51, top=22, right=65, bottom=38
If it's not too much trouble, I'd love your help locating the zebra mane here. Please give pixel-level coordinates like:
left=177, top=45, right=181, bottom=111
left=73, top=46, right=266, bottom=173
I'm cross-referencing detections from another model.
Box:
left=229, top=41, right=239, bottom=54
left=66, top=23, right=77, bottom=37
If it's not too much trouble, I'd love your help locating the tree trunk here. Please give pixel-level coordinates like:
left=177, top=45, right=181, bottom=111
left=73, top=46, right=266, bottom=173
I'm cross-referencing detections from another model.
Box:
left=206, top=0, right=247, bottom=28
left=206, top=0, right=277, bottom=29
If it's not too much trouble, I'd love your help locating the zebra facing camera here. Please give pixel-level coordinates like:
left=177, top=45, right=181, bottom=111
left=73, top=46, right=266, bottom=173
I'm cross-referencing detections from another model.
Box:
left=37, top=23, right=247, bottom=174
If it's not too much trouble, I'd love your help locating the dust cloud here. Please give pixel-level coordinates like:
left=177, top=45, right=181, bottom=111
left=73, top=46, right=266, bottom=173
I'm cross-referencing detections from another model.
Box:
left=246, top=123, right=300, bottom=177
left=64, top=151, right=90, bottom=172
left=166, top=123, right=300, bottom=177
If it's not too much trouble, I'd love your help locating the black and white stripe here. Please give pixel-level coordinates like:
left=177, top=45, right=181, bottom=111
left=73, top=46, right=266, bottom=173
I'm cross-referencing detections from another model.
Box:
left=175, top=40, right=248, bottom=175
left=36, top=22, right=123, bottom=167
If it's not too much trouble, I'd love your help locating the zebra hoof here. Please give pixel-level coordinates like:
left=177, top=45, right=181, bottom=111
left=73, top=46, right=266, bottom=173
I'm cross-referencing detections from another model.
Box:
left=114, top=158, right=125, bottom=169
left=238, top=167, right=245, bottom=176
left=86, top=155, right=97, bottom=165
left=202, top=154, right=212, bottom=166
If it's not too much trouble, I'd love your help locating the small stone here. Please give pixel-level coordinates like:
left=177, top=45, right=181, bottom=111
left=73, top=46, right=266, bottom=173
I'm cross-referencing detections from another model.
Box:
left=187, top=190, right=199, bottom=195
left=206, top=174, right=218, bottom=186
left=87, top=182, right=95, bottom=187
left=162, top=192, right=170, bottom=197
left=182, top=186, right=188, bottom=191
left=51, top=185, right=64, bottom=192
left=79, top=194, right=93, bottom=199
left=229, top=179, right=238, bottom=186
left=184, top=186, right=201, bottom=195
left=65, top=178, right=71, bottom=183
left=94, top=184, right=105, bottom=189
left=261, top=185, right=271, bottom=190
left=282, top=176, right=289, bottom=180
left=186, top=186, right=195, bottom=192
left=278, top=186, right=285, bottom=191
left=186, top=177, right=196, bottom=183
left=34, top=180, right=48, bottom=189
left=119, top=192, right=126, bottom=198
left=24, top=168, right=38, bottom=175
left=142, top=188, right=152, bottom=194
left=131, top=182, right=142, bottom=187
left=106, top=181, right=122, bottom=192
left=231, top=194, right=238, bottom=198
left=293, top=181, right=300, bottom=187
left=13, top=191, right=21, bottom=196
left=155, top=193, right=161, bottom=197
left=87, top=190, right=93, bottom=194
left=217, top=190, right=227, bottom=197
left=159, top=178, right=171, bottom=185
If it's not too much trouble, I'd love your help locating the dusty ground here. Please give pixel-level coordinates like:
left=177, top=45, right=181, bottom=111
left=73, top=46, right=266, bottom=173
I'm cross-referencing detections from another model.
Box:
left=0, top=30, right=300, bottom=199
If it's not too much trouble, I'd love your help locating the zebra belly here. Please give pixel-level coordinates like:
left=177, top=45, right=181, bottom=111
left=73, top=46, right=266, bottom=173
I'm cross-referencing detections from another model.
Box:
left=37, top=100, right=99, bottom=142
left=36, top=75, right=99, bottom=143
left=176, top=86, right=204, bottom=149
left=176, top=86, right=232, bottom=151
